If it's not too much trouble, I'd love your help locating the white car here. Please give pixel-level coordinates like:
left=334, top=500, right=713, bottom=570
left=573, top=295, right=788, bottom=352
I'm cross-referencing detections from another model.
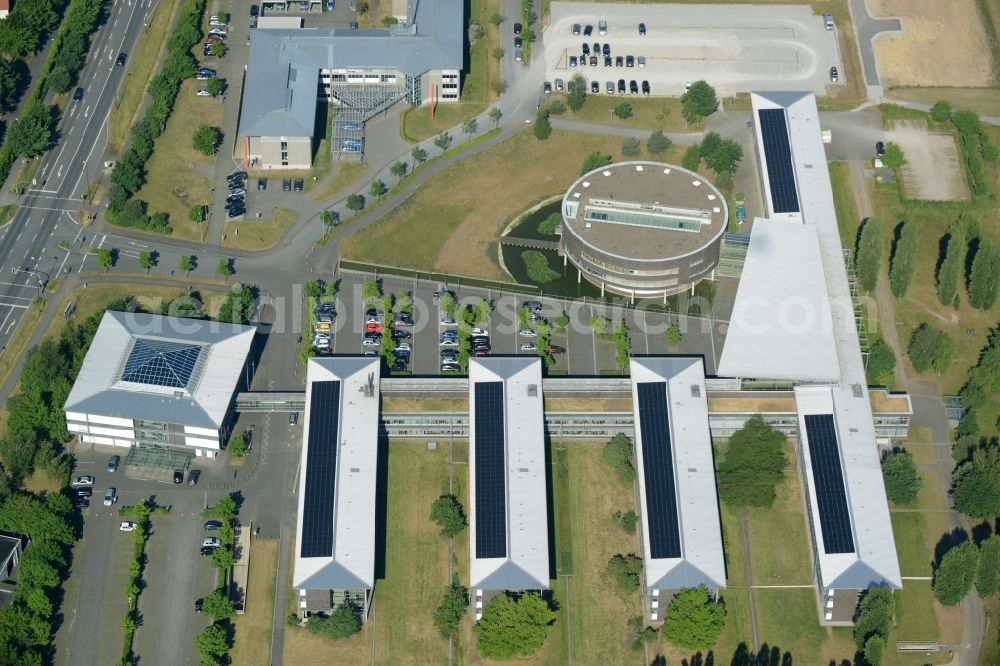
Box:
left=361, top=337, right=380, bottom=347
left=396, top=342, right=412, bottom=352
left=120, top=521, right=137, bottom=532
left=440, top=338, right=459, bottom=347
left=71, top=475, right=95, bottom=487
left=471, top=327, right=489, bottom=337
left=202, top=537, right=221, bottom=547
left=440, top=318, right=457, bottom=326
left=520, top=342, right=537, bottom=351
left=519, top=328, right=537, bottom=337
left=196, top=89, right=212, bottom=97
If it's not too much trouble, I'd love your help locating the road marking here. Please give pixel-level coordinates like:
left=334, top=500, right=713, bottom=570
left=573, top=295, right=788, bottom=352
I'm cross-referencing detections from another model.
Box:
left=25, top=188, right=59, bottom=194
left=14, top=232, right=21, bottom=243
left=5, top=317, right=19, bottom=334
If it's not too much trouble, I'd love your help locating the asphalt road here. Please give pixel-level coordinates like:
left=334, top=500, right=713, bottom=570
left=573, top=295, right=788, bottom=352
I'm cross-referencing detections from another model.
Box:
left=847, top=0, right=901, bottom=89
left=0, top=0, right=155, bottom=357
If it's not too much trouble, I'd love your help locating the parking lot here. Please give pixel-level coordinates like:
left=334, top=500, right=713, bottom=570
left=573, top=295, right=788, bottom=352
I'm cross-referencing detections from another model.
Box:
left=545, top=2, right=842, bottom=97
left=319, top=271, right=728, bottom=376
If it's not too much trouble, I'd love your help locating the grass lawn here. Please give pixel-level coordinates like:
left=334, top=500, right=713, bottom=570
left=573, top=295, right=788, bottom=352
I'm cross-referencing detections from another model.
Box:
left=0, top=299, right=43, bottom=390
left=890, top=511, right=952, bottom=577
left=560, top=444, right=642, bottom=666
left=223, top=208, right=298, bottom=250
left=754, top=588, right=855, bottom=663
left=653, top=586, right=752, bottom=663
left=341, top=128, right=685, bottom=279
left=908, top=469, right=945, bottom=511
left=888, top=87, right=1000, bottom=117
left=107, top=0, right=180, bottom=153
left=373, top=441, right=451, bottom=665
left=743, top=442, right=813, bottom=585
left=561, top=95, right=698, bottom=134
left=718, top=504, right=746, bottom=587
left=0, top=204, right=16, bottom=226
left=134, top=79, right=222, bottom=242
left=230, top=537, right=278, bottom=666
left=463, top=0, right=500, bottom=103
left=22, top=468, right=62, bottom=493
left=905, top=442, right=938, bottom=466
left=886, top=581, right=962, bottom=665
left=828, top=161, right=860, bottom=248
left=283, top=620, right=374, bottom=665
left=311, top=162, right=367, bottom=203
left=402, top=103, right=490, bottom=143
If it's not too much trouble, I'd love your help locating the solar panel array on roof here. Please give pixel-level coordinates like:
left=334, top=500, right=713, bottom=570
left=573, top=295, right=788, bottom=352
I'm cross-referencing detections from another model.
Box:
left=300, top=380, right=341, bottom=559
left=637, top=382, right=682, bottom=559
left=119, top=339, right=203, bottom=388
left=803, top=414, right=855, bottom=554
left=757, top=108, right=800, bottom=214
left=474, top=381, right=507, bottom=559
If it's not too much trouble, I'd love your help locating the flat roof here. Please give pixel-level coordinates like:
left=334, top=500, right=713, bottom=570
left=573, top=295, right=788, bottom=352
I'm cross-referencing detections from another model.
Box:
left=630, top=357, right=726, bottom=591
left=293, top=357, right=381, bottom=591
left=717, top=217, right=841, bottom=381
left=795, top=385, right=902, bottom=589
left=469, top=357, right=549, bottom=591
left=562, top=161, right=728, bottom=261
left=63, top=312, right=256, bottom=430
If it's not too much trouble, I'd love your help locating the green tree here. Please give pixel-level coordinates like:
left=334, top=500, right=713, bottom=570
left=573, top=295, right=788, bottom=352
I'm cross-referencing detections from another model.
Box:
left=369, top=179, right=387, bottom=201
left=567, top=73, right=587, bottom=111
left=208, top=41, right=227, bottom=58
left=206, top=76, right=224, bottom=97
left=474, top=298, right=493, bottom=324
left=462, top=116, right=478, bottom=138
left=663, top=586, right=726, bottom=651
left=976, top=535, right=1000, bottom=597
left=908, top=324, right=954, bottom=374
left=433, top=131, right=452, bottom=153
left=667, top=323, right=682, bottom=346
left=852, top=587, right=895, bottom=648
left=968, top=239, right=1000, bottom=310
left=888, top=221, right=917, bottom=298
left=881, top=451, right=921, bottom=505
left=579, top=151, right=612, bottom=176
left=614, top=319, right=630, bottom=372
left=930, top=100, right=953, bottom=122
left=474, top=592, right=556, bottom=659
left=864, top=636, right=885, bottom=666
left=488, top=106, right=503, bottom=128
left=362, top=279, right=381, bottom=303
left=590, top=315, right=609, bottom=335
left=178, top=255, right=194, bottom=275
left=389, top=160, right=408, bottom=182
left=613, top=102, right=633, bottom=120
left=188, top=205, right=204, bottom=223
left=96, top=248, right=114, bottom=273
left=138, top=250, right=155, bottom=274
left=680, top=80, right=719, bottom=123
left=430, top=494, right=466, bottom=538
left=411, top=146, right=428, bottom=165
left=192, top=125, right=220, bottom=155
left=216, top=257, right=234, bottom=281
left=717, top=415, right=787, bottom=508
left=612, top=510, right=638, bottom=534
left=433, top=582, right=468, bottom=638
left=934, top=541, right=980, bottom=606
left=699, top=132, right=722, bottom=160
left=607, top=553, right=643, bottom=592
left=603, top=433, right=636, bottom=483
left=951, top=447, right=1000, bottom=519
left=210, top=546, right=235, bottom=570
left=346, top=193, right=366, bottom=215
left=195, top=623, right=229, bottom=659
left=201, top=591, right=236, bottom=620
left=646, top=130, right=672, bottom=156
left=533, top=110, right=551, bottom=140
left=7, top=101, right=53, bottom=158
left=305, top=280, right=323, bottom=299
left=0, top=57, right=23, bottom=113
left=937, top=227, right=966, bottom=306
left=881, top=142, right=906, bottom=169
left=228, top=433, right=247, bottom=459
left=705, top=138, right=742, bottom=174
left=682, top=144, right=701, bottom=171
left=855, top=217, right=884, bottom=292
left=866, top=338, right=896, bottom=385
left=621, top=137, right=641, bottom=156
left=321, top=210, right=341, bottom=229
left=546, top=99, right=566, bottom=115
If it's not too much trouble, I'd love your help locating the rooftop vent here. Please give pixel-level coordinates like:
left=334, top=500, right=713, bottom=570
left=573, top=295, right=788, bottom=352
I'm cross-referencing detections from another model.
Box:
left=350, top=467, right=360, bottom=472
left=690, top=385, right=701, bottom=398
left=602, top=170, right=612, bottom=177
left=852, top=383, right=863, bottom=398
left=527, top=384, right=538, bottom=397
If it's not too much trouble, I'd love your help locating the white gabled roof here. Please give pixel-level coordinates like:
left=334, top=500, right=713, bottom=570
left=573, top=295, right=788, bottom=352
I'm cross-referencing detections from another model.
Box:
left=63, top=311, right=256, bottom=430
left=293, top=357, right=381, bottom=591
left=631, top=357, right=727, bottom=591
left=469, top=357, right=550, bottom=591
left=794, top=385, right=902, bottom=589
left=717, top=217, right=841, bottom=382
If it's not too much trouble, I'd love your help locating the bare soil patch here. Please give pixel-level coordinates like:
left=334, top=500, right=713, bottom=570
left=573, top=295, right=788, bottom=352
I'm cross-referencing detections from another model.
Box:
left=870, top=0, right=994, bottom=87
left=887, top=120, right=969, bottom=201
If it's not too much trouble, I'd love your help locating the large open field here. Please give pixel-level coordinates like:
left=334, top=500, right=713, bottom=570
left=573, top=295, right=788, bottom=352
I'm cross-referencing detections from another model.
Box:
left=340, top=128, right=685, bottom=279
left=231, top=538, right=278, bottom=666
left=870, top=0, right=995, bottom=88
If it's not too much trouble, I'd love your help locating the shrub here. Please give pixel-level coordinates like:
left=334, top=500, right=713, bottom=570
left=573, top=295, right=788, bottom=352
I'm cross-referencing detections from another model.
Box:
left=607, top=554, right=643, bottom=592
left=888, top=221, right=917, bottom=298
left=936, top=227, right=966, bottom=306
left=305, top=603, right=361, bottom=640
left=612, top=510, right=638, bottom=534
left=433, top=582, right=467, bottom=638
left=663, top=586, right=726, bottom=651
left=474, top=593, right=555, bottom=659
left=907, top=324, right=953, bottom=374
left=602, top=433, right=636, bottom=483
left=881, top=451, right=920, bottom=505
left=429, top=494, right=466, bottom=538
left=866, top=338, right=896, bottom=386
left=579, top=151, right=612, bottom=176
left=522, top=250, right=559, bottom=283
left=537, top=212, right=561, bottom=236
left=855, top=217, right=883, bottom=292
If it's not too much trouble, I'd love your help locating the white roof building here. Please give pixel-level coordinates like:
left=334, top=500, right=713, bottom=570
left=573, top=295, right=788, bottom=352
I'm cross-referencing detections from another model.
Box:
left=630, top=357, right=726, bottom=622
left=293, top=357, right=381, bottom=617
left=469, top=357, right=550, bottom=596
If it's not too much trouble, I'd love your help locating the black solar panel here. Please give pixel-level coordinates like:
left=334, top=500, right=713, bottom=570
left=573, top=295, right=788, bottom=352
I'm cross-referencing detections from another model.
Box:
left=803, top=414, right=855, bottom=554
left=757, top=108, right=800, bottom=214
left=120, top=339, right=202, bottom=388
left=300, top=380, right=341, bottom=559
left=474, top=381, right=507, bottom=559
left=636, top=382, right=681, bottom=559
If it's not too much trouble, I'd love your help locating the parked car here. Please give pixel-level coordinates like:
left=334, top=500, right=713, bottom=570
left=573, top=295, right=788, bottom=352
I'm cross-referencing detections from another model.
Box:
left=107, top=455, right=120, bottom=473
left=639, top=22, right=646, bottom=35
left=250, top=4, right=259, bottom=17
left=200, top=546, right=217, bottom=556
left=606, top=80, right=614, bottom=93
left=282, top=177, right=292, bottom=191
left=603, top=43, right=610, bottom=56
left=513, top=22, right=522, bottom=35
left=549, top=345, right=566, bottom=354
left=257, top=178, right=267, bottom=191
left=196, top=89, right=212, bottom=97
left=615, top=55, right=624, bottom=67
left=589, top=55, right=597, bottom=66
left=471, top=327, right=489, bottom=336
left=440, top=337, right=459, bottom=347
left=830, top=66, right=838, bottom=82
left=824, top=12, right=834, bottom=30
left=569, top=55, right=577, bottom=68
left=441, top=362, right=461, bottom=372
left=641, top=80, right=650, bottom=95
left=396, top=342, right=412, bottom=352
left=572, top=23, right=581, bottom=35
left=630, top=80, right=639, bottom=94
left=103, top=487, right=117, bottom=506
left=591, top=80, right=599, bottom=93
left=203, top=537, right=222, bottom=548
left=440, top=317, right=457, bottom=326
left=72, top=87, right=84, bottom=102
left=876, top=140, right=885, bottom=157
left=228, top=171, right=247, bottom=182
left=120, top=521, right=137, bottom=532
left=441, top=350, right=459, bottom=361
left=74, top=488, right=93, bottom=497
left=515, top=36, right=522, bottom=48
left=293, top=178, right=304, bottom=192
left=543, top=81, right=552, bottom=94
left=365, top=322, right=384, bottom=333
left=393, top=313, right=414, bottom=326
left=196, top=68, right=216, bottom=80
left=188, top=470, right=200, bottom=485
left=598, top=19, right=607, bottom=35
left=515, top=49, right=523, bottom=62
left=618, top=79, right=626, bottom=93
left=637, top=56, right=646, bottom=68
left=523, top=300, right=542, bottom=311
left=72, top=476, right=95, bottom=487
left=195, top=598, right=204, bottom=612
left=173, top=470, right=184, bottom=484
left=626, top=55, right=634, bottom=68
left=520, top=342, right=537, bottom=351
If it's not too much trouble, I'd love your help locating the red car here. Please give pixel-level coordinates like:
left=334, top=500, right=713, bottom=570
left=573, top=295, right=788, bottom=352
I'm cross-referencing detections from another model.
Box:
left=206, top=34, right=225, bottom=43
left=473, top=350, right=488, bottom=357
left=365, top=322, right=384, bottom=334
